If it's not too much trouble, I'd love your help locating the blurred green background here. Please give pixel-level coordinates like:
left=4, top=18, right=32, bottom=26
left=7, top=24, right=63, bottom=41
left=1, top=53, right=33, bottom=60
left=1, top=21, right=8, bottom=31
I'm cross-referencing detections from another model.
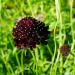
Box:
left=0, top=0, right=75, bottom=75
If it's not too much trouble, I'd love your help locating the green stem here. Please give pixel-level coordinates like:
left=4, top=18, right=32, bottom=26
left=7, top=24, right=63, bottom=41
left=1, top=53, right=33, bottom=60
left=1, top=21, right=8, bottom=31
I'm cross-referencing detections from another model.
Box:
left=70, top=0, right=74, bottom=50
left=21, top=50, right=24, bottom=75
left=47, top=44, right=53, bottom=56
left=35, top=47, right=39, bottom=75
left=15, top=51, right=20, bottom=67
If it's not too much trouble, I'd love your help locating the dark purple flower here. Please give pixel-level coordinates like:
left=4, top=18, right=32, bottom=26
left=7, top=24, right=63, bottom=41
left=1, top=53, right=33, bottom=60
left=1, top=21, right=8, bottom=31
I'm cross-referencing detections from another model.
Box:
left=13, top=17, right=49, bottom=49
left=60, top=44, right=70, bottom=56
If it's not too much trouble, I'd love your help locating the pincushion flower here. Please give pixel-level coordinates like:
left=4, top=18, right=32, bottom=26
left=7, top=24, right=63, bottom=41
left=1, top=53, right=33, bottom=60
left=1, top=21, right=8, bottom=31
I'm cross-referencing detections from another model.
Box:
left=13, top=17, right=50, bottom=49
left=60, top=44, right=70, bottom=56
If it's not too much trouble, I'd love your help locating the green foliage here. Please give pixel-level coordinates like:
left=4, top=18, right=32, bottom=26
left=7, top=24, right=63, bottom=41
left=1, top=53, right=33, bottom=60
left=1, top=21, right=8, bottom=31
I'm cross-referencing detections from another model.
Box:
left=0, top=0, right=75, bottom=75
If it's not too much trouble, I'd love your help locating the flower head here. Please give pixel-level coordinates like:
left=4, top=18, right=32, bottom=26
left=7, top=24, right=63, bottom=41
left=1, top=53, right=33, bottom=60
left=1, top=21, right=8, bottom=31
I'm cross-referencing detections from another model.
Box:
left=60, top=44, right=70, bottom=56
left=13, top=17, right=49, bottom=49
